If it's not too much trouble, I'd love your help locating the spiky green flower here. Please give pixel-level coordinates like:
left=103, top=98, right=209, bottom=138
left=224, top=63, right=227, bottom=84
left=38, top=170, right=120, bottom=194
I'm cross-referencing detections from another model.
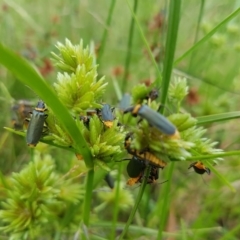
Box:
left=168, top=77, right=189, bottom=110
left=46, top=39, right=126, bottom=168
left=52, top=39, right=94, bottom=74
left=52, top=39, right=108, bottom=114
left=76, top=115, right=125, bottom=168
left=122, top=80, right=223, bottom=165
left=0, top=153, right=84, bottom=239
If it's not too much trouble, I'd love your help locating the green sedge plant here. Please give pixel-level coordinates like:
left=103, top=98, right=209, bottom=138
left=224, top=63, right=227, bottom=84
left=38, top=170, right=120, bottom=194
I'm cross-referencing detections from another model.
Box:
left=1, top=6, right=240, bottom=237
left=0, top=39, right=126, bottom=239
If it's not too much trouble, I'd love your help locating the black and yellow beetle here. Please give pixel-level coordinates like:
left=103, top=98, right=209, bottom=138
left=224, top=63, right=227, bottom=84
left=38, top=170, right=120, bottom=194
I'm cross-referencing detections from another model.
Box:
left=124, top=133, right=167, bottom=169
left=123, top=104, right=178, bottom=137
left=127, top=156, right=146, bottom=178
left=134, top=151, right=167, bottom=169
left=26, top=100, right=48, bottom=147
left=126, top=156, right=145, bottom=186
left=188, top=161, right=211, bottom=175
left=126, top=156, right=159, bottom=186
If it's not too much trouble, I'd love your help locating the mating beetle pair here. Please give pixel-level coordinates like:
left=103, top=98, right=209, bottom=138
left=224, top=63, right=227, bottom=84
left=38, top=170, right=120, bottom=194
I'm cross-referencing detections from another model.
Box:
left=124, top=133, right=167, bottom=169
left=124, top=133, right=165, bottom=186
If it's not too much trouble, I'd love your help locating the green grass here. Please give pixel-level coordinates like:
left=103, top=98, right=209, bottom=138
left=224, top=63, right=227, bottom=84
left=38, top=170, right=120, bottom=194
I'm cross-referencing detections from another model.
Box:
left=0, top=0, right=240, bottom=239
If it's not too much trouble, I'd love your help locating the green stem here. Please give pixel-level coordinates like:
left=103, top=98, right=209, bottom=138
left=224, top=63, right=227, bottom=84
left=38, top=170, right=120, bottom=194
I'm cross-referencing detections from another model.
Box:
left=188, top=0, right=205, bottom=72
left=157, top=162, right=175, bottom=240
left=118, top=166, right=151, bottom=240
left=121, top=0, right=138, bottom=92
left=30, top=148, right=34, bottom=162
left=82, top=168, right=95, bottom=226
left=173, top=150, right=240, bottom=161
left=160, top=0, right=181, bottom=107
left=196, top=111, right=240, bottom=124
left=98, top=0, right=117, bottom=63
left=110, top=162, right=123, bottom=239
left=174, top=7, right=240, bottom=65
left=125, top=0, right=162, bottom=83
left=92, top=222, right=223, bottom=236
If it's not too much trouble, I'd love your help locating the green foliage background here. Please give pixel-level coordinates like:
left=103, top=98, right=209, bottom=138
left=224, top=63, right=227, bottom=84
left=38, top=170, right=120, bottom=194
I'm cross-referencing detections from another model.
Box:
left=0, top=0, right=240, bottom=239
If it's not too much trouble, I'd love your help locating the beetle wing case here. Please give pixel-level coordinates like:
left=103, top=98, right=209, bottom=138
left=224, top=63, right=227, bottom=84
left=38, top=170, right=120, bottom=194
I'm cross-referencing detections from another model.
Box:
left=138, top=105, right=176, bottom=135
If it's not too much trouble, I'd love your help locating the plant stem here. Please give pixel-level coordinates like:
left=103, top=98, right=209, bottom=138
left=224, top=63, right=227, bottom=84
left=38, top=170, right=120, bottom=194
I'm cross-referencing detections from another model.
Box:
left=110, top=162, right=123, bottom=239
left=82, top=168, right=95, bottom=226
left=174, top=7, right=240, bottom=65
left=176, top=150, right=240, bottom=160
left=98, top=0, right=117, bottom=64
left=118, top=166, right=151, bottom=239
left=121, top=0, right=138, bottom=93
left=188, top=0, right=205, bottom=72
left=160, top=0, right=181, bottom=107
left=157, top=162, right=175, bottom=240
left=125, top=0, right=162, bottom=83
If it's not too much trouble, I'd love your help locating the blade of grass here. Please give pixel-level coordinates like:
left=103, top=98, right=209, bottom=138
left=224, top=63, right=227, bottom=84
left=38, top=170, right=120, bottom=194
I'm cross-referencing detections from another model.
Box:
left=175, top=151, right=240, bottom=161
left=4, top=127, right=76, bottom=152
left=83, top=169, right=95, bottom=226
left=173, top=68, right=240, bottom=95
left=125, top=0, right=162, bottom=86
left=4, top=0, right=44, bottom=33
left=0, top=43, right=94, bottom=227
left=197, top=111, right=240, bottom=125
left=118, top=166, right=151, bottom=240
left=205, top=161, right=235, bottom=192
left=188, top=0, right=205, bottom=71
left=156, top=2, right=181, bottom=236
left=121, top=0, right=138, bottom=93
left=92, top=221, right=223, bottom=236
left=110, top=162, right=123, bottom=240
left=174, top=7, right=240, bottom=65
left=157, top=162, right=175, bottom=240
left=98, top=0, right=117, bottom=63
left=180, top=219, right=188, bottom=240
left=160, top=0, right=181, bottom=108
left=220, top=224, right=240, bottom=240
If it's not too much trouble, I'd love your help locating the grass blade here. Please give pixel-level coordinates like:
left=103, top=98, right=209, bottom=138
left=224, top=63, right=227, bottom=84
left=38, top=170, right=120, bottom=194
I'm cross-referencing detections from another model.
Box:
left=98, top=0, right=117, bottom=63
left=125, top=0, right=162, bottom=84
left=160, top=0, right=181, bottom=108
left=205, top=161, right=235, bottom=192
left=174, top=7, right=240, bottom=65
left=157, top=163, right=175, bottom=240
left=118, top=166, right=150, bottom=239
left=121, top=0, right=138, bottom=92
left=197, top=111, right=240, bottom=125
